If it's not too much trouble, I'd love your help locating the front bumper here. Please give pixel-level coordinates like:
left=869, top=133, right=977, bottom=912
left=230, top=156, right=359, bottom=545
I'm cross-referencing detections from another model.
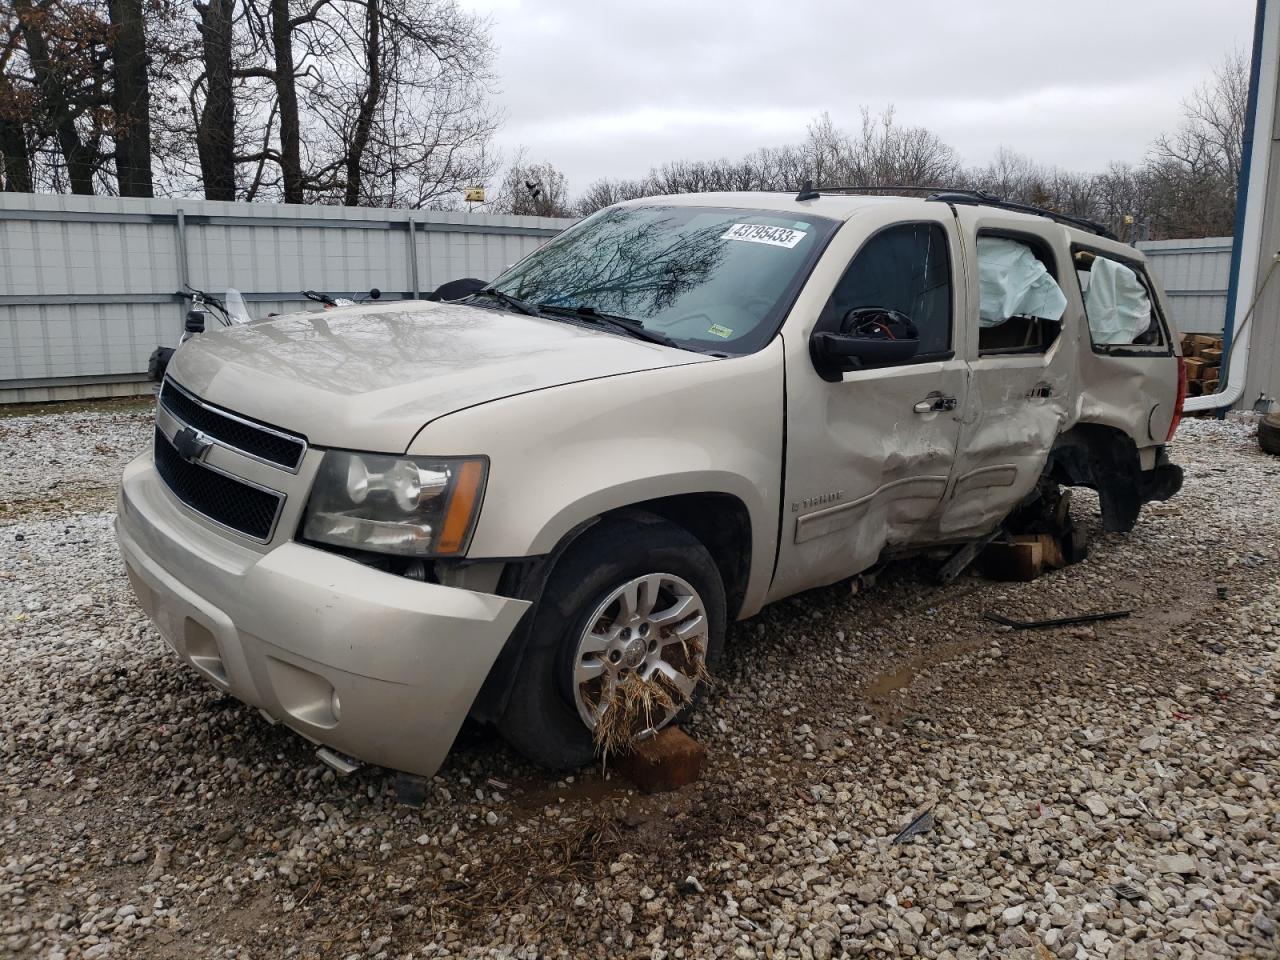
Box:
left=116, top=451, right=530, bottom=777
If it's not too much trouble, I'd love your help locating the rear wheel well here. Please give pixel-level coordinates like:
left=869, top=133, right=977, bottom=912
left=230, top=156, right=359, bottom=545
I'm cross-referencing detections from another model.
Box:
left=1045, top=423, right=1142, bottom=532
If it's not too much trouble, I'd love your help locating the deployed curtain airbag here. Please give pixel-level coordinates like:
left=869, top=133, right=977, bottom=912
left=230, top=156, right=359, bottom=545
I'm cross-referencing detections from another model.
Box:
left=1083, top=256, right=1152, bottom=344
left=977, top=237, right=1068, bottom=328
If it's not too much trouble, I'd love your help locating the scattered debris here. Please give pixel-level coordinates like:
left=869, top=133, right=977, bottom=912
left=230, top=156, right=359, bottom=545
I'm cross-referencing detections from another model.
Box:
left=936, top=529, right=1003, bottom=582
left=590, top=638, right=711, bottom=763
left=983, top=610, right=1131, bottom=630
left=891, top=805, right=937, bottom=845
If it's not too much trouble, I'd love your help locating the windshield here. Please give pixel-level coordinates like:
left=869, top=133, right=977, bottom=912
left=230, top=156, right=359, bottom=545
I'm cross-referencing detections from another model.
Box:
left=488, top=204, right=839, bottom=353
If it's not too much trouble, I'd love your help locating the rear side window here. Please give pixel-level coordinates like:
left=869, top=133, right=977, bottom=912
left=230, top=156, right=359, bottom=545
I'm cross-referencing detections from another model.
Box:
left=1075, top=251, right=1165, bottom=348
left=976, top=235, right=1067, bottom=356
left=820, top=222, right=953, bottom=360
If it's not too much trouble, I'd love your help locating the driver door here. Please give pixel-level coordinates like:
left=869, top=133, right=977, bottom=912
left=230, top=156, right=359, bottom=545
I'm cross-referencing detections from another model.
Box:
left=769, top=212, right=969, bottom=600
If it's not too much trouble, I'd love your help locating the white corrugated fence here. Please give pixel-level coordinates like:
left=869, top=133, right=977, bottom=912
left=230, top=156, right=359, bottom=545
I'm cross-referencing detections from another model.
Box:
left=1135, top=236, right=1232, bottom=335
left=0, top=193, right=572, bottom=403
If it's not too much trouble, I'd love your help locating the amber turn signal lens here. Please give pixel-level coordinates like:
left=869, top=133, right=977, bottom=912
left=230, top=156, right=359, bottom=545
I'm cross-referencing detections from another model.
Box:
left=437, top=460, right=486, bottom=554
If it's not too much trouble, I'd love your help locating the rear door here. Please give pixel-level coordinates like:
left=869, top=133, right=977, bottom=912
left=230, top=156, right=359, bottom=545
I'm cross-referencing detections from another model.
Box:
left=932, top=210, right=1078, bottom=541
left=769, top=208, right=969, bottom=600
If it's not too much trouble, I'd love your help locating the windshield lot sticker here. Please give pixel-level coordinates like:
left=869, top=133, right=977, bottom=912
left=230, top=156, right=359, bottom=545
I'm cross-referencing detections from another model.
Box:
left=720, top=223, right=806, bottom=248
left=707, top=323, right=733, bottom=338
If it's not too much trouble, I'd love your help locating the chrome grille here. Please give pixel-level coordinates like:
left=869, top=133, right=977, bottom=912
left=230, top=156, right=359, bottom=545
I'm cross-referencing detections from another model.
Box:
left=160, top=379, right=306, bottom=471
left=152, top=428, right=284, bottom=542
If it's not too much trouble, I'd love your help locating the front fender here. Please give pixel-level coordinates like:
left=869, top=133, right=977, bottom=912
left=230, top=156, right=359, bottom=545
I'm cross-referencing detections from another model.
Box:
left=409, top=340, right=786, bottom=617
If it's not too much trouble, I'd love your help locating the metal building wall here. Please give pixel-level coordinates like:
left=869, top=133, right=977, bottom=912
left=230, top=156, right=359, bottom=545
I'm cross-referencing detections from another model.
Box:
left=1135, top=237, right=1233, bottom=335
left=1241, top=23, right=1280, bottom=412
left=0, top=193, right=571, bottom=403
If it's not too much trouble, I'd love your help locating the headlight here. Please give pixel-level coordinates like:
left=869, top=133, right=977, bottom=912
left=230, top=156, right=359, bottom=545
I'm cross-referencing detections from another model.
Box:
left=302, top=451, right=487, bottom=557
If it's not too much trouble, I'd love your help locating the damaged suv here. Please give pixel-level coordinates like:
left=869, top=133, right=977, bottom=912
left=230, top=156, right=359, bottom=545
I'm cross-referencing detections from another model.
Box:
left=117, top=189, right=1184, bottom=777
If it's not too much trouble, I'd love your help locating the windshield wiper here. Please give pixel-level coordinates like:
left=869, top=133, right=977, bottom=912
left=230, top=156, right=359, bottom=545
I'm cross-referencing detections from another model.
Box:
left=537, top=303, right=680, bottom=348
left=471, top=287, right=543, bottom=317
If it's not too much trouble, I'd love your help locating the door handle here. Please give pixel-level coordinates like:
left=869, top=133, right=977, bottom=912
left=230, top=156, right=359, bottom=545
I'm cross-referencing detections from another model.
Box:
left=914, top=395, right=957, bottom=414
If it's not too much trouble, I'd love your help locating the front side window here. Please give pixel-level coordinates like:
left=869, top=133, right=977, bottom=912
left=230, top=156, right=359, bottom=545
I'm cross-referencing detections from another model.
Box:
left=976, top=235, right=1068, bottom=356
left=489, top=205, right=838, bottom=353
left=819, top=222, right=953, bottom=360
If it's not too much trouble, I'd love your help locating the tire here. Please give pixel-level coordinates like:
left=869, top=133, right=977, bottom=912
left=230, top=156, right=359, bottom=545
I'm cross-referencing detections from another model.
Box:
left=497, top=515, right=726, bottom=771
left=1260, top=413, right=1280, bottom=456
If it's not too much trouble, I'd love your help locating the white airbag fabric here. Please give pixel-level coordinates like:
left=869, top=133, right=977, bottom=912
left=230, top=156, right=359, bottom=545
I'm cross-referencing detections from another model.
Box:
left=977, top=237, right=1068, bottom=327
left=1084, top=256, right=1152, bottom=344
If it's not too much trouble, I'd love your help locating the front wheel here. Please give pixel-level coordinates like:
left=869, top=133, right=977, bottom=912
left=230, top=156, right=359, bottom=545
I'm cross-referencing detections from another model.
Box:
left=497, top=516, right=725, bottom=770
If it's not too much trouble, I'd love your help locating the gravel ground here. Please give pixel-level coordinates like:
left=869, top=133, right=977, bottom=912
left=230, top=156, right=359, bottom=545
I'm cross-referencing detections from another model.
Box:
left=1, top=406, right=1278, bottom=960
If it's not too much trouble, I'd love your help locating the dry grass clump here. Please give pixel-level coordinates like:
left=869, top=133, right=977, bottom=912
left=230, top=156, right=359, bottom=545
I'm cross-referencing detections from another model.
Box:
left=590, top=638, right=712, bottom=763
left=419, top=814, right=622, bottom=933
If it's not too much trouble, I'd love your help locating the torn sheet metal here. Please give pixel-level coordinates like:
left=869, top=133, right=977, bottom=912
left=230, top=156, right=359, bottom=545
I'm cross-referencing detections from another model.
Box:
left=977, top=237, right=1068, bottom=327
left=1083, top=257, right=1153, bottom=345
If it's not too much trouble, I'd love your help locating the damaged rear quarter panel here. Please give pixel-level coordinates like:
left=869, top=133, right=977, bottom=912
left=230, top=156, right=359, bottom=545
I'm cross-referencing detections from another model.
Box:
left=1071, top=237, right=1182, bottom=451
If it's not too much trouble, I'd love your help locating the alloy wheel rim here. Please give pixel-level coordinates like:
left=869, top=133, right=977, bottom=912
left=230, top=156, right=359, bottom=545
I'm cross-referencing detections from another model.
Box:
left=571, top=572, right=709, bottom=736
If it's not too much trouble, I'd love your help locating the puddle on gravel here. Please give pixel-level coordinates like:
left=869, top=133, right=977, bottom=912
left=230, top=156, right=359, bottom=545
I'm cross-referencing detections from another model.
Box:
left=861, top=638, right=991, bottom=701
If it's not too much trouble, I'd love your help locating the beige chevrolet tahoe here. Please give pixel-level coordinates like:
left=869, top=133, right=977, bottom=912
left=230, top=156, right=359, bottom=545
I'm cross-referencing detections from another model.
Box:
left=116, top=189, right=1185, bottom=778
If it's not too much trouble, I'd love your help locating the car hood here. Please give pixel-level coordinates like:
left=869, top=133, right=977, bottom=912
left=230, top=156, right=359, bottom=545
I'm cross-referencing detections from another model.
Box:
left=166, top=300, right=707, bottom=452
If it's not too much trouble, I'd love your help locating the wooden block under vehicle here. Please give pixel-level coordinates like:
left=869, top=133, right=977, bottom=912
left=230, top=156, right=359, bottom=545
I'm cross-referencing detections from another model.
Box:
left=1200, top=348, right=1223, bottom=366
left=1202, top=379, right=1219, bottom=395
left=1184, top=357, right=1207, bottom=380
left=1201, top=365, right=1220, bottom=382
left=617, top=727, right=706, bottom=793
left=979, top=538, right=1044, bottom=582
left=1035, top=533, right=1066, bottom=570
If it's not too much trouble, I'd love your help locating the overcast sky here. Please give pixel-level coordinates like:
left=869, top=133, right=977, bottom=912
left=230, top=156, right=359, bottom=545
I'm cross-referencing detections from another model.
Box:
left=457, top=0, right=1258, bottom=193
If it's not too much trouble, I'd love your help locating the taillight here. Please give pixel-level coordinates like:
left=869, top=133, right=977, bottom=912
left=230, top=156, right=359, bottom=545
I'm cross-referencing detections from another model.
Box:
left=1167, top=355, right=1187, bottom=440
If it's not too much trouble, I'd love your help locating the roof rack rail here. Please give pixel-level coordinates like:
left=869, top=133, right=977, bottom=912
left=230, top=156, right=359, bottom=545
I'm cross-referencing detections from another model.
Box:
left=926, top=190, right=1118, bottom=241
left=797, top=184, right=955, bottom=197
left=793, top=183, right=1118, bottom=241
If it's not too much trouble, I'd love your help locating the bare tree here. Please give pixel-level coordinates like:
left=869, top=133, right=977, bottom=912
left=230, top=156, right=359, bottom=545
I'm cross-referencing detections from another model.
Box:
left=294, top=0, right=498, bottom=208
left=194, top=0, right=235, bottom=199
left=494, top=155, right=571, bottom=216
left=0, top=18, right=35, bottom=191
left=11, top=0, right=112, bottom=194
left=107, top=0, right=154, bottom=196
left=1152, top=49, right=1248, bottom=193
left=266, top=0, right=302, bottom=202
left=575, top=175, right=649, bottom=216
left=1147, top=48, right=1248, bottom=236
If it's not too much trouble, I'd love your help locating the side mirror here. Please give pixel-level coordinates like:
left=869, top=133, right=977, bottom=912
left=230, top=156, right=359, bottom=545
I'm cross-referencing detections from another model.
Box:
left=369, top=287, right=381, bottom=300
left=428, top=277, right=486, bottom=302
left=185, top=309, right=206, bottom=334
left=809, top=307, right=919, bottom=382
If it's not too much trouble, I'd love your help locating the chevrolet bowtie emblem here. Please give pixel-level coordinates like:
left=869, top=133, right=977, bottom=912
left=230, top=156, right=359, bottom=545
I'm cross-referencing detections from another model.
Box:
left=173, top=425, right=213, bottom=464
